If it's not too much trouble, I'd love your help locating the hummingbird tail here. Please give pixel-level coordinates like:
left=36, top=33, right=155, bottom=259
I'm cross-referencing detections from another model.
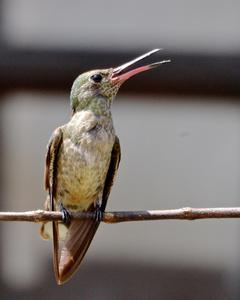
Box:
left=57, top=210, right=100, bottom=284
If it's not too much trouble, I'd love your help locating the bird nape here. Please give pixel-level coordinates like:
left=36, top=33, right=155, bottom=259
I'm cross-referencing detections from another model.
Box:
left=40, top=48, right=170, bottom=285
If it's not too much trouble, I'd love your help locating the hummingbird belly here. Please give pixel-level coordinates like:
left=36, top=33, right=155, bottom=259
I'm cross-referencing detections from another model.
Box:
left=56, top=113, right=115, bottom=211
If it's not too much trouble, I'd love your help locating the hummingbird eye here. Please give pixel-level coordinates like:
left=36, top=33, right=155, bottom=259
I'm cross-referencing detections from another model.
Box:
left=90, top=73, right=103, bottom=83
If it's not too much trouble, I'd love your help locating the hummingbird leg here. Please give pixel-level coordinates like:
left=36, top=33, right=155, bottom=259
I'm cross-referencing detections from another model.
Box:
left=94, top=199, right=103, bottom=222
left=94, top=203, right=103, bottom=222
left=59, top=203, right=71, bottom=225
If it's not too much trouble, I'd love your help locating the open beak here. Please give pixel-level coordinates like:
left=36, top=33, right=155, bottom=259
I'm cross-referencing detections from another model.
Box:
left=111, top=49, right=170, bottom=83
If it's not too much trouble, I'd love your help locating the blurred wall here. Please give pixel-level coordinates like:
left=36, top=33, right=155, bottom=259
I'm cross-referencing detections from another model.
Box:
left=2, top=0, right=240, bottom=54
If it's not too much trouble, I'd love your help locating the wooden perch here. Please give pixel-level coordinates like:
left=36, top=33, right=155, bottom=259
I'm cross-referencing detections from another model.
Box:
left=0, top=207, right=240, bottom=224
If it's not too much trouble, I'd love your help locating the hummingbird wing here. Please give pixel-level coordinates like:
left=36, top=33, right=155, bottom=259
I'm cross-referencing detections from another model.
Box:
left=43, top=127, right=63, bottom=281
left=101, top=136, right=121, bottom=211
left=44, top=127, right=63, bottom=193
left=57, top=136, right=121, bottom=284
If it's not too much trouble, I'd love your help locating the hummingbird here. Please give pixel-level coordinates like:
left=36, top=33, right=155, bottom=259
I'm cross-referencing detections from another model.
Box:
left=40, top=49, right=170, bottom=285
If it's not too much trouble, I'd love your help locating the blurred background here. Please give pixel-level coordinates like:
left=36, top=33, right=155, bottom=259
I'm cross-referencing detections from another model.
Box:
left=0, top=1, right=240, bottom=299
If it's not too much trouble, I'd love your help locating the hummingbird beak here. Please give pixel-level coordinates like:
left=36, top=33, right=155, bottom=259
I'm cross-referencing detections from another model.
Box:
left=111, top=49, right=170, bottom=83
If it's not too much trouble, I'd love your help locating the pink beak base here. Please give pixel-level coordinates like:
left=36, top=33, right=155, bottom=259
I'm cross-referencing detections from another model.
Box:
left=111, top=65, right=154, bottom=83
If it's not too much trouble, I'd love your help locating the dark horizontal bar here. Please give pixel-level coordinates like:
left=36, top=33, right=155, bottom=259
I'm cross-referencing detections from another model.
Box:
left=0, top=46, right=240, bottom=98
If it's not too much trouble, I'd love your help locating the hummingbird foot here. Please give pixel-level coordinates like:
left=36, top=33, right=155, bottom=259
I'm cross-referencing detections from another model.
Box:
left=94, top=203, right=103, bottom=222
left=59, top=203, right=71, bottom=225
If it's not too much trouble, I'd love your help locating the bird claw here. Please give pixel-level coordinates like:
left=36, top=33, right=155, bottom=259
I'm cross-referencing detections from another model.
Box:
left=94, top=203, right=103, bottom=222
left=59, top=203, right=71, bottom=225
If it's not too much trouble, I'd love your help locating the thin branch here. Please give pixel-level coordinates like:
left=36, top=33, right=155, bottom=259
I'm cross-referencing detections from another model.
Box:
left=0, top=207, right=240, bottom=224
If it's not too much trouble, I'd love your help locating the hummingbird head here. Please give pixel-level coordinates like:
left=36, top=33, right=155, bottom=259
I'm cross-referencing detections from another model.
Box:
left=70, top=49, right=170, bottom=113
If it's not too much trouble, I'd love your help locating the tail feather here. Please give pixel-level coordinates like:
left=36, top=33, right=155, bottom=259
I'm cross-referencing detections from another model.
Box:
left=57, top=215, right=100, bottom=284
